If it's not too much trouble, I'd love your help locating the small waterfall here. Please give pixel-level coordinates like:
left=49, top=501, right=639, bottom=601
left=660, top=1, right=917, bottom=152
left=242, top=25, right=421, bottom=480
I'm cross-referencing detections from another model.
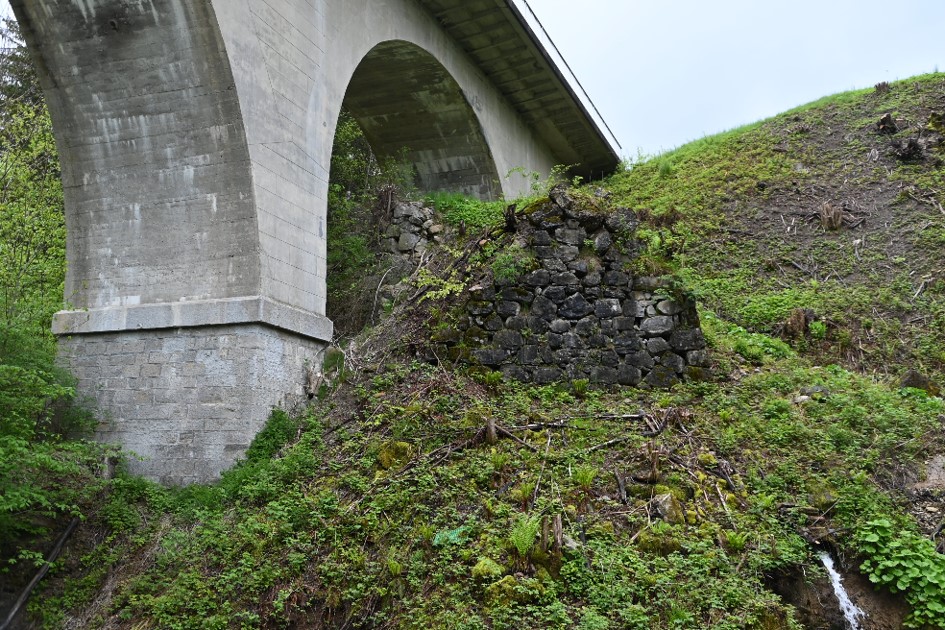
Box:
left=818, top=551, right=867, bottom=629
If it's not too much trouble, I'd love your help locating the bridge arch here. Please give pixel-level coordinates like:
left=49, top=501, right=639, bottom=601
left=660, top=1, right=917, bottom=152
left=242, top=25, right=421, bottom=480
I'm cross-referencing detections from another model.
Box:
left=340, top=39, right=501, bottom=199
left=11, top=0, right=618, bottom=484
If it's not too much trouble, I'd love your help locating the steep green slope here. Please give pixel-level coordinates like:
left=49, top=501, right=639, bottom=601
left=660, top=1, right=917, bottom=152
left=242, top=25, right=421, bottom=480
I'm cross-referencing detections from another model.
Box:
left=608, top=73, right=945, bottom=382
left=21, top=75, right=945, bottom=630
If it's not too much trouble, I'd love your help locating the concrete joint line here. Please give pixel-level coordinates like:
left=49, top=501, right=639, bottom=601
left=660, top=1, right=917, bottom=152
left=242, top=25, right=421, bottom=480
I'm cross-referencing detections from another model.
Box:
left=52, top=296, right=333, bottom=341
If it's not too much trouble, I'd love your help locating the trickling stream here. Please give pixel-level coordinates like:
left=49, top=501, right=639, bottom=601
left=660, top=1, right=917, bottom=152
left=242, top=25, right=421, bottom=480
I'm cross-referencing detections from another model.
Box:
left=818, top=551, right=867, bottom=629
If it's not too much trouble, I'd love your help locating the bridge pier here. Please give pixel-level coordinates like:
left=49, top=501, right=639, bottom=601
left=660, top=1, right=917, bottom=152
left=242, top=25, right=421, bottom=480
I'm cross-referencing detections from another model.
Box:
left=13, top=0, right=618, bottom=483
left=54, top=298, right=329, bottom=484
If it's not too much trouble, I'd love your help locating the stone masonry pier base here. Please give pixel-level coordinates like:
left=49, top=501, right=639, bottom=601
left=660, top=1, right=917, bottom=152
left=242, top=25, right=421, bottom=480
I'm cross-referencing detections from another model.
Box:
left=55, top=300, right=330, bottom=485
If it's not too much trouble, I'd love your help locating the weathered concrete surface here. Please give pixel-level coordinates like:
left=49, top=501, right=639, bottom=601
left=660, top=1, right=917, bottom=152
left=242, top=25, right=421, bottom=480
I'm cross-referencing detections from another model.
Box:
left=12, top=0, right=619, bottom=483
left=59, top=324, right=324, bottom=485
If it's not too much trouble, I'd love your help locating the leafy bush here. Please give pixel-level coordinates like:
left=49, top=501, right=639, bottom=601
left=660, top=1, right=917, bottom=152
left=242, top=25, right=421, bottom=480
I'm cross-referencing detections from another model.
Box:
left=491, top=245, right=536, bottom=283
left=426, top=192, right=506, bottom=229
left=0, top=20, right=114, bottom=569
left=856, top=518, right=945, bottom=627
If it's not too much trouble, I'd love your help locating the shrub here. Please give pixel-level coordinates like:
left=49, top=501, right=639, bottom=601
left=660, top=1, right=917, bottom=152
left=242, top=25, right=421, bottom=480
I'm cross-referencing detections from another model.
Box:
left=856, top=518, right=945, bottom=627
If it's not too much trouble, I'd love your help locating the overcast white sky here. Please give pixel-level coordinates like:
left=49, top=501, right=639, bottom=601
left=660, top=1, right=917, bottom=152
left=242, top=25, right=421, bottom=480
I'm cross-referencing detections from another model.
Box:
left=526, top=0, right=945, bottom=158
left=3, top=0, right=944, bottom=158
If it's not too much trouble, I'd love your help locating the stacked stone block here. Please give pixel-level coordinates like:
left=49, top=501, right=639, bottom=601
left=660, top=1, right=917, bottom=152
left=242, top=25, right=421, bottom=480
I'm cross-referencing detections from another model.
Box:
left=384, top=201, right=446, bottom=258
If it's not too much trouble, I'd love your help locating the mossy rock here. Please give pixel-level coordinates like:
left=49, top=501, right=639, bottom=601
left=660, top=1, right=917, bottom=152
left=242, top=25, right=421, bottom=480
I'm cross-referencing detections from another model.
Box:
left=651, top=493, right=686, bottom=525
left=471, top=557, right=505, bottom=581
left=807, top=481, right=839, bottom=512
left=521, top=197, right=551, bottom=215
left=377, top=441, right=413, bottom=470
left=636, top=526, right=682, bottom=556
left=484, top=575, right=545, bottom=606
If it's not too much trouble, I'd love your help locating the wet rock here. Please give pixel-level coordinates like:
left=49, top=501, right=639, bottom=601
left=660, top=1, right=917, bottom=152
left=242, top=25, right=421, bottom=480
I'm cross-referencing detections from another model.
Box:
left=623, top=300, right=645, bottom=318
left=483, top=315, right=504, bottom=332
left=645, top=365, right=680, bottom=388
left=646, top=337, right=671, bottom=354
left=614, top=316, right=636, bottom=332
left=501, top=365, right=529, bottom=382
left=525, top=270, right=551, bottom=287
left=495, top=330, right=524, bottom=350
left=574, top=316, right=599, bottom=336
left=568, top=259, right=590, bottom=275
left=625, top=350, right=655, bottom=370
left=582, top=271, right=602, bottom=287
left=599, top=350, right=620, bottom=367
left=470, top=284, right=497, bottom=301
left=557, top=245, right=580, bottom=262
left=618, top=364, right=642, bottom=386
left=496, top=301, right=521, bottom=318
left=604, top=207, right=638, bottom=233
left=505, top=316, right=528, bottom=331
left=614, top=335, right=644, bottom=355
left=593, top=230, right=613, bottom=254
left=559, top=294, right=594, bottom=319
left=533, top=367, right=564, bottom=384
left=555, top=227, right=587, bottom=246
left=553, top=271, right=580, bottom=287
left=526, top=317, right=548, bottom=334
left=530, top=295, right=558, bottom=319
left=670, top=329, right=705, bottom=351
left=473, top=348, right=507, bottom=366
left=500, top=287, right=533, bottom=304
left=468, top=300, right=494, bottom=316
left=594, top=298, right=622, bottom=319
left=542, top=285, right=570, bottom=304
left=518, top=345, right=541, bottom=365
left=641, top=316, right=675, bottom=336
left=602, top=270, right=630, bottom=286
left=590, top=366, right=618, bottom=384
left=661, top=352, right=686, bottom=374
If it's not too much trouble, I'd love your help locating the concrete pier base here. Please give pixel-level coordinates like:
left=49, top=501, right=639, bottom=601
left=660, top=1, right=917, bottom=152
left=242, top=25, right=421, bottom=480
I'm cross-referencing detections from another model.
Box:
left=55, top=300, right=330, bottom=485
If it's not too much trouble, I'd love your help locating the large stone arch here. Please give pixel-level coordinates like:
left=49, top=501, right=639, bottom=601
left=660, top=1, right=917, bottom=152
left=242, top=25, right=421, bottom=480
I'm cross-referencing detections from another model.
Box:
left=341, top=40, right=502, bottom=199
left=10, top=0, right=618, bottom=484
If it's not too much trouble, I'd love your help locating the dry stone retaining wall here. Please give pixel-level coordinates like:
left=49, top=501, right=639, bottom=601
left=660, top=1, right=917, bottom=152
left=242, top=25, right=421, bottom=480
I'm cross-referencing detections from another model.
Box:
left=445, top=189, right=709, bottom=387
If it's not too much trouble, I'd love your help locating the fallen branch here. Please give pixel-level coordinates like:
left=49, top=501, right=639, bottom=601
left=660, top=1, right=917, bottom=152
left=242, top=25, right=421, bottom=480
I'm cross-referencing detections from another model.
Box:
left=370, top=266, right=395, bottom=325
left=614, top=468, right=628, bottom=504
left=496, top=424, right=539, bottom=452
left=586, top=435, right=634, bottom=453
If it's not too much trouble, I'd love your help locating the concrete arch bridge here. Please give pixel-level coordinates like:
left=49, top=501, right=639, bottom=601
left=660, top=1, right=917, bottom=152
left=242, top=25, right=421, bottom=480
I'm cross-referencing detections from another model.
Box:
left=11, top=0, right=619, bottom=483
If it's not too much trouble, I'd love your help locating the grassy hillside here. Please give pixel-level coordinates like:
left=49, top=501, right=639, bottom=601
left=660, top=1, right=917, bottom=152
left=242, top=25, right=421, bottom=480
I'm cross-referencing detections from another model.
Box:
left=17, top=75, right=945, bottom=629
left=608, top=73, right=945, bottom=382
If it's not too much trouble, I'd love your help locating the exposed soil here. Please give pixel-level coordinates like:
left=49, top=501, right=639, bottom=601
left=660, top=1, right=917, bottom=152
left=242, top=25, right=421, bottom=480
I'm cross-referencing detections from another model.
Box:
left=769, top=552, right=910, bottom=629
left=704, top=78, right=945, bottom=380
left=908, top=454, right=945, bottom=551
